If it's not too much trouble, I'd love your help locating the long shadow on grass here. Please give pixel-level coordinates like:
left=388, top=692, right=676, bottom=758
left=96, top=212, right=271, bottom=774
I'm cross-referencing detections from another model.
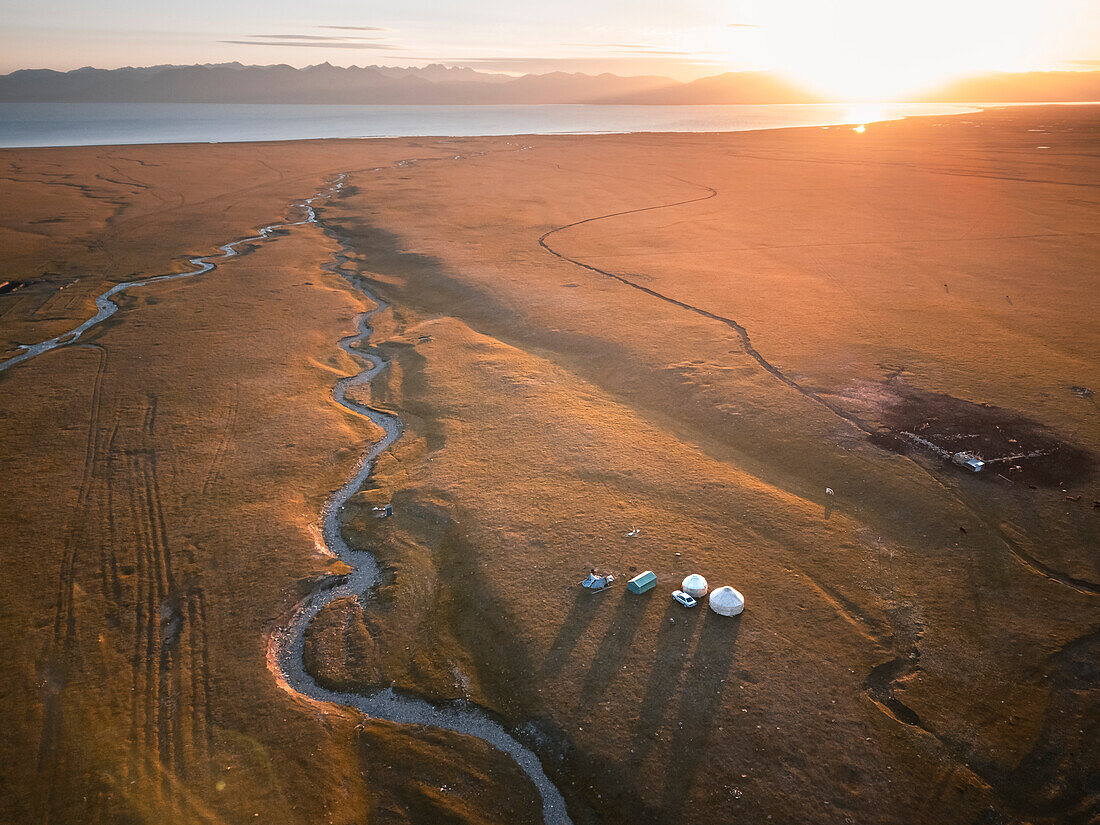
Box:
left=578, top=593, right=650, bottom=708
left=539, top=590, right=603, bottom=681
left=659, top=615, right=740, bottom=816
left=628, top=601, right=702, bottom=772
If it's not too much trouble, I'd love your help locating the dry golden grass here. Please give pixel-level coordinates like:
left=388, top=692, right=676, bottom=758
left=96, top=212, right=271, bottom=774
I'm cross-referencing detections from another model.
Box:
left=1, top=107, right=1097, bottom=824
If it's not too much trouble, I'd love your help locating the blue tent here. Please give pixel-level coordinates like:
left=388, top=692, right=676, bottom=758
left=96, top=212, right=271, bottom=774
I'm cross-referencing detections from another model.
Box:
left=581, top=570, right=614, bottom=590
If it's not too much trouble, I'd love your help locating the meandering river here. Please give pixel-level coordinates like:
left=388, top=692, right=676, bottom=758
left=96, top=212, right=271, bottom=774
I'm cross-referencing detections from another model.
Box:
left=0, top=173, right=573, bottom=823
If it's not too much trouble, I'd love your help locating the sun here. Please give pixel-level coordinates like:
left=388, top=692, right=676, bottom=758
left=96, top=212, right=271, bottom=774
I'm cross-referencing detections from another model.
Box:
left=718, top=0, right=1043, bottom=100
left=771, top=14, right=984, bottom=101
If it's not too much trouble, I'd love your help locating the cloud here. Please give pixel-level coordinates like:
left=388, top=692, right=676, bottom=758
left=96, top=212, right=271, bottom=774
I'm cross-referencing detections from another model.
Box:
left=562, top=43, right=693, bottom=55
left=222, top=39, right=402, bottom=51
left=319, top=26, right=388, bottom=32
left=249, top=34, right=387, bottom=42
left=225, top=31, right=402, bottom=50
left=1061, top=58, right=1100, bottom=67
left=727, top=23, right=762, bottom=28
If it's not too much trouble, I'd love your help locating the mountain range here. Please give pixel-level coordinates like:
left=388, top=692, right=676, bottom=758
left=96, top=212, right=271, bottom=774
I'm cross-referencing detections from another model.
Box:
left=1, top=63, right=1097, bottom=104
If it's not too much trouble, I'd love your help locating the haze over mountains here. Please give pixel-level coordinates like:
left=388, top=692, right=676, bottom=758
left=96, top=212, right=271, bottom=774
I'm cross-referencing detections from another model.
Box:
left=1, top=62, right=1098, bottom=104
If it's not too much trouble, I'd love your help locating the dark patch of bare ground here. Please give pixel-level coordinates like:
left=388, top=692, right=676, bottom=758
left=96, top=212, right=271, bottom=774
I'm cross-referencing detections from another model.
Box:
left=833, top=379, right=1095, bottom=488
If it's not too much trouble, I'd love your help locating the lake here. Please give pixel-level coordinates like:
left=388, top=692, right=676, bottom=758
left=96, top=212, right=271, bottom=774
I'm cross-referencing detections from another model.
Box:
left=0, top=102, right=978, bottom=148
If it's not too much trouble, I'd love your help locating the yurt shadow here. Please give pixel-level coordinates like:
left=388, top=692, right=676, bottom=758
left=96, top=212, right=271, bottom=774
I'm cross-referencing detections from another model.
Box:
left=579, top=593, right=650, bottom=707
left=658, top=614, right=742, bottom=816
left=627, top=600, right=704, bottom=771
left=538, top=589, right=604, bottom=680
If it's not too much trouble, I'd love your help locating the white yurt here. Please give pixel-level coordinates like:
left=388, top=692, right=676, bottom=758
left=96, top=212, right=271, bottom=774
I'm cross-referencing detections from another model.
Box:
left=682, top=574, right=709, bottom=599
left=708, top=586, right=745, bottom=617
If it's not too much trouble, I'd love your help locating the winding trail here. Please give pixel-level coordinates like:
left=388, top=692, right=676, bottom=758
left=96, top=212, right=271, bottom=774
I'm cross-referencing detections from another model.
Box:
left=538, top=176, right=1100, bottom=598
left=267, top=175, right=572, bottom=825
left=537, top=177, right=882, bottom=433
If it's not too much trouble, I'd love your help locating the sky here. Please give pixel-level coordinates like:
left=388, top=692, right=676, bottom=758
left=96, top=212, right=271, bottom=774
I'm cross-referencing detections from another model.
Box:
left=2, top=0, right=1098, bottom=98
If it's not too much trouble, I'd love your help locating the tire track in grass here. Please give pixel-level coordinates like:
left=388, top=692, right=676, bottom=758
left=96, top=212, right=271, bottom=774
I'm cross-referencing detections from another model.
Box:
left=34, top=344, right=108, bottom=822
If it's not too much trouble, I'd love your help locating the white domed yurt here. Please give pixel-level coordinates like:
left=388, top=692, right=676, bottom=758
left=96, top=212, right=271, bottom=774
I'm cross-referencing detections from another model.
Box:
left=682, top=574, right=709, bottom=599
left=708, top=586, right=745, bottom=617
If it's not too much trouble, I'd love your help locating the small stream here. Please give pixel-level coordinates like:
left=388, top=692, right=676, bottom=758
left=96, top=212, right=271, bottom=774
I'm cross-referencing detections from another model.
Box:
left=0, top=193, right=328, bottom=373
left=269, top=175, right=570, bottom=825
left=2, top=174, right=571, bottom=823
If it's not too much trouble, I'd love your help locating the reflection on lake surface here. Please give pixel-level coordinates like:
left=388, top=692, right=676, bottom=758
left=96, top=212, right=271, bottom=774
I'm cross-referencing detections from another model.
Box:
left=0, top=102, right=979, bottom=148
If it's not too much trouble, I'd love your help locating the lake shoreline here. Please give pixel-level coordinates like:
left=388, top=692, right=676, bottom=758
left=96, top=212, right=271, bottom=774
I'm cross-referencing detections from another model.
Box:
left=0, top=101, right=979, bottom=148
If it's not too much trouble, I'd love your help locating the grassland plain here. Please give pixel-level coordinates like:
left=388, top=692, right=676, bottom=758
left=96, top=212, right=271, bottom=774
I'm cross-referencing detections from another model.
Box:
left=0, top=106, right=1097, bottom=824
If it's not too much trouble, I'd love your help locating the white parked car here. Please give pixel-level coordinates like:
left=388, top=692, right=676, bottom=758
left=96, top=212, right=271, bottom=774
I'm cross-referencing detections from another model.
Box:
left=671, top=590, right=697, bottom=608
